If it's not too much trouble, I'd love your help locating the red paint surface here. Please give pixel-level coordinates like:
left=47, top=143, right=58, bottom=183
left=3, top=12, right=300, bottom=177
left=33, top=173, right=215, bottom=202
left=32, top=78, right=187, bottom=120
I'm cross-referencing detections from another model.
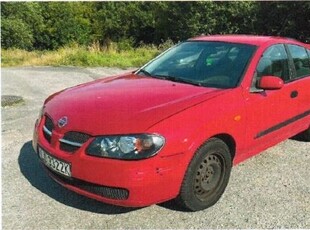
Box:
left=33, top=35, right=310, bottom=207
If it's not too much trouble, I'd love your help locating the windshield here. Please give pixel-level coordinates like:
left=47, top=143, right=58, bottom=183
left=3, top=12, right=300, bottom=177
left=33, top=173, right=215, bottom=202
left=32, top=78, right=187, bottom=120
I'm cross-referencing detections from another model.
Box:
left=137, top=41, right=256, bottom=88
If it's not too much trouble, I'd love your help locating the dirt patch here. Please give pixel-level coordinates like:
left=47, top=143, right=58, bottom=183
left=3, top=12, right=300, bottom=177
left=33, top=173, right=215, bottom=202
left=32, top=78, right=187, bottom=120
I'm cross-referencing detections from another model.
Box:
left=1, top=95, right=25, bottom=107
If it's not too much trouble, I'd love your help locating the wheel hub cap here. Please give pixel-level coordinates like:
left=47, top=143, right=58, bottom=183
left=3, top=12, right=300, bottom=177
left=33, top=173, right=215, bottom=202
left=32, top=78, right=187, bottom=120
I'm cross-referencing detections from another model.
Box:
left=194, top=154, right=224, bottom=200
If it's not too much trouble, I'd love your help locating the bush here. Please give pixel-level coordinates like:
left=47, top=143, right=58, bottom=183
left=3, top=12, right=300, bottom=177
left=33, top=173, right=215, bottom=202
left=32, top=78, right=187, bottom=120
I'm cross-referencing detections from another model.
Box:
left=158, top=39, right=175, bottom=52
left=116, top=38, right=135, bottom=52
left=1, top=18, right=34, bottom=50
left=1, top=43, right=160, bottom=68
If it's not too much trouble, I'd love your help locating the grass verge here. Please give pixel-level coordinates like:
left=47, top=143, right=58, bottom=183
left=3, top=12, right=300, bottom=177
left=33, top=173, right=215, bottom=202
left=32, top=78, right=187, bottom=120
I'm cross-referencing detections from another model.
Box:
left=1, top=44, right=162, bottom=68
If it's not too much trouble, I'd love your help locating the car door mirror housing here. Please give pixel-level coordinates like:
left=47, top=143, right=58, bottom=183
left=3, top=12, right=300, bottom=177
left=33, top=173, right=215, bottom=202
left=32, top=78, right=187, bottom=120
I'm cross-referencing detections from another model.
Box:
left=258, top=76, right=284, bottom=90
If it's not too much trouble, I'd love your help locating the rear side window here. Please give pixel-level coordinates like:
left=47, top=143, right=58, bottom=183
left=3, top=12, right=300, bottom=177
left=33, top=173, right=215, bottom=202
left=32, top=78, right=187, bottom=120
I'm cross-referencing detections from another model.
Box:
left=287, top=44, right=310, bottom=79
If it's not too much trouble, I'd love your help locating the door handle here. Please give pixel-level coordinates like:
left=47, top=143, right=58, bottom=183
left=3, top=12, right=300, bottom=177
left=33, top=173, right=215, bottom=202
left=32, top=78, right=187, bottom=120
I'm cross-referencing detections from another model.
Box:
left=290, top=90, right=298, bottom=98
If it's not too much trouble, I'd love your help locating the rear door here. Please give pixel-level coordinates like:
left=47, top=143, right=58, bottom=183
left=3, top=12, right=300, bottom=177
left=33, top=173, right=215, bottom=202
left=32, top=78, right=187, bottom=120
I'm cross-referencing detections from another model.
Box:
left=285, top=44, right=310, bottom=119
left=243, top=43, right=310, bottom=154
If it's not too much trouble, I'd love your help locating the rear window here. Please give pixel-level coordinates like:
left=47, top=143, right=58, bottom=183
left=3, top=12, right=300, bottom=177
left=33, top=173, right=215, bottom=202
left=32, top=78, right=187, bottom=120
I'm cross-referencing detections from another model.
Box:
left=287, top=44, right=310, bottom=79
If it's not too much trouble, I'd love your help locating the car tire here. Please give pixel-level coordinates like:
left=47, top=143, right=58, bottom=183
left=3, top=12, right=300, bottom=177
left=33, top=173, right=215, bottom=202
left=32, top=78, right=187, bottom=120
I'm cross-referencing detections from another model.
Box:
left=299, top=127, right=310, bottom=141
left=176, top=138, right=232, bottom=211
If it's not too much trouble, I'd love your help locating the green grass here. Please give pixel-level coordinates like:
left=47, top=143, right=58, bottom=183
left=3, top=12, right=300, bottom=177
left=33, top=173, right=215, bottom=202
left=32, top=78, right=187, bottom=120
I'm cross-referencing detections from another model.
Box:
left=1, top=44, right=162, bottom=68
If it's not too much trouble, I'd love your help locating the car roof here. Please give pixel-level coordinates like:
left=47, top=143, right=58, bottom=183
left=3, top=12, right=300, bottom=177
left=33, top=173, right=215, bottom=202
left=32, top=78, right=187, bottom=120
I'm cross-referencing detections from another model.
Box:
left=189, top=34, right=307, bottom=47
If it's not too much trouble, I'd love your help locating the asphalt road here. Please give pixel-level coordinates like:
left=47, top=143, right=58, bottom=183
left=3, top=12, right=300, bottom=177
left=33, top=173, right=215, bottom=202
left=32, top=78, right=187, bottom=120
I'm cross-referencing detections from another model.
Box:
left=1, top=66, right=309, bottom=229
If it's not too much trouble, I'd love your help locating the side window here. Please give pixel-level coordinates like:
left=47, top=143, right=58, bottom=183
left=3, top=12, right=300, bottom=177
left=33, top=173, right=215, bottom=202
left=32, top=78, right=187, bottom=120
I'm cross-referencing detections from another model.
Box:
left=287, top=44, right=310, bottom=79
left=251, top=44, right=289, bottom=90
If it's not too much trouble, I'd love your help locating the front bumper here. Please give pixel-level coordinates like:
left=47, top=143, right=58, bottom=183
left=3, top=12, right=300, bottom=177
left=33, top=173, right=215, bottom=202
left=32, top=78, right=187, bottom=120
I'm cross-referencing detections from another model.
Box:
left=33, top=116, right=189, bottom=207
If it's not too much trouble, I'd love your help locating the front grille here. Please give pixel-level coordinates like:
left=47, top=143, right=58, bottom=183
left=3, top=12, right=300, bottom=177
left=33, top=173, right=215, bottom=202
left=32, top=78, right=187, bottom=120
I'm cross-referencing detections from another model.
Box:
left=41, top=115, right=91, bottom=153
left=63, top=132, right=90, bottom=143
left=45, top=116, right=54, bottom=131
left=46, top=167, right=129, bottom=200
left=59, top=143, right=80, bottom=152
left=60, top=131, right=91, bottom=152
left=43, top=116, right=54, bottom=143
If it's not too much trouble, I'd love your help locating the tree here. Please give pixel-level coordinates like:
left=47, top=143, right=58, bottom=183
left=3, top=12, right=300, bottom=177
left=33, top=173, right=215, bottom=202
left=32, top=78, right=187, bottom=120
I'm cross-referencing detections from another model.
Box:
left=1, top=1, right=309, bottom=50
left=91, top=2, right=156, bottom=45
left=1, top=2, right=44, bottom=50
left=153, top=2, right=258, bottom=44
left=1, top=18, right=33, bottom=49
left=255, top=2, right=310, bottom=42
left=39, top=2, right=92, bottom=49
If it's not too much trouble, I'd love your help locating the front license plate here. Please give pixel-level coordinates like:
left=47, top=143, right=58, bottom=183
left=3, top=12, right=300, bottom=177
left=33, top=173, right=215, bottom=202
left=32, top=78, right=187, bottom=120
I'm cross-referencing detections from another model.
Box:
left=38, top=147, right=71, bottom=177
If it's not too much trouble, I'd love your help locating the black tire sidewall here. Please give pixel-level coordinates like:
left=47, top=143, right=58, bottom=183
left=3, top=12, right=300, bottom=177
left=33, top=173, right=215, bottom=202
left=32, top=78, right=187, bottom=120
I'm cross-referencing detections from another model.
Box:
left=177, top=138, right=232, bottom=211
left=296, top=127, right=310, bottom=142
left=302, top=128, right=310, bottom=141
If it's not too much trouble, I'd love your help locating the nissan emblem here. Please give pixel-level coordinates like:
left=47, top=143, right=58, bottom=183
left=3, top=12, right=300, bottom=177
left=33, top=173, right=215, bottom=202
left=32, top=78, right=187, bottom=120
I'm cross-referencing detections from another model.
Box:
left=58, top=116, right=68, bottom=128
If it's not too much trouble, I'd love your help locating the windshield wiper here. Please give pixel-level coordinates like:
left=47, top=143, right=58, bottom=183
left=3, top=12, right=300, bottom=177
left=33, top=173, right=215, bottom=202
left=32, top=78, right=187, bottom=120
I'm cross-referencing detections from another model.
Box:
left=138, top=71, right=204, bottom=87
left=137, top=69, right=152, bottom=76
left=154, top=74, right=204, bottom=87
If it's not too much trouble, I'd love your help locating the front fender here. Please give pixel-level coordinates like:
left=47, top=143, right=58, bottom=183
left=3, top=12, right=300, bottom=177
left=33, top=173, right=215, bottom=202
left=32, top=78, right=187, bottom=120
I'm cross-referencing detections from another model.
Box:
left=147, top=87, right=246, bottom=161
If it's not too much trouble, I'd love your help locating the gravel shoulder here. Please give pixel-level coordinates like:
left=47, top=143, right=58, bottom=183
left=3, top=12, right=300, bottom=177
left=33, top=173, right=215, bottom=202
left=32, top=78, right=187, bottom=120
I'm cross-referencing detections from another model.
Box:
left=1, top=66, right=309, bottom=229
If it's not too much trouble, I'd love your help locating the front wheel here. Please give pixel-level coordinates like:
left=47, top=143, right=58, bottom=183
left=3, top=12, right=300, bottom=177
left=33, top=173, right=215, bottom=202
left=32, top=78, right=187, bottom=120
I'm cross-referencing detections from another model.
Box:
left=176, top=138, right=232, bottom=211
left=299, top=127, right=310, bottom=141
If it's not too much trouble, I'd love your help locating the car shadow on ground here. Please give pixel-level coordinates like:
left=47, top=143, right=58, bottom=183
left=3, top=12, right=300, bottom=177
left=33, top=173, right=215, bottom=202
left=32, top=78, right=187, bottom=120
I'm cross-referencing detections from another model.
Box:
left=18, top=141, right=140, bottom=214
left=290, top=133, right=308, bottom=142
left=19, top=140, right=186, bottom=213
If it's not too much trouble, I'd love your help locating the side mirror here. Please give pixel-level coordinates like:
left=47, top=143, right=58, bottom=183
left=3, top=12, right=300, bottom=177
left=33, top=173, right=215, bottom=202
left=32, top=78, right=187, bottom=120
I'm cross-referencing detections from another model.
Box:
left=258, top=76, right=284, bottom=90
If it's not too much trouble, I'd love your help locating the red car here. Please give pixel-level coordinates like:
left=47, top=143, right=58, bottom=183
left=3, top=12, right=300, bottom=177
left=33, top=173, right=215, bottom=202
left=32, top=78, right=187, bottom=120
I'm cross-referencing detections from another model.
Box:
left=33, top=35, right=310, bottom=211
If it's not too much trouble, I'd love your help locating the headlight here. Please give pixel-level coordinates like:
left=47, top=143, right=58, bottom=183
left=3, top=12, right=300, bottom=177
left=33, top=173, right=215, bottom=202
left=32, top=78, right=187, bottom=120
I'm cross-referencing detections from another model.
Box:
left=86, top=134, right=165, bottom=160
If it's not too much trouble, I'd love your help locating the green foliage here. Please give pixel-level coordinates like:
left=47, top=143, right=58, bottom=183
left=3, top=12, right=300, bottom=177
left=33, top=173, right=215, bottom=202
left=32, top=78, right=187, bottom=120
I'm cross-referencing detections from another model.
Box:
left=1, top=18, right=34, bottom=49
left=91, top=2, right=157, bottom=45
left=116, top=38, right=135, bottom=52
left=1, top=2, right=44, bottom=49
left=158, top=39, right=175, bottom=51
left=38, top=2, right=92, bottom=49
left=255, top=2, right=310, bottom=42
left=58, top=43, right=159, bottom=67
left=1, top=43, right=160, bottom=68
left=1, top=1, right=309, bottom=51
left=154, top=1, right=258, bottom=41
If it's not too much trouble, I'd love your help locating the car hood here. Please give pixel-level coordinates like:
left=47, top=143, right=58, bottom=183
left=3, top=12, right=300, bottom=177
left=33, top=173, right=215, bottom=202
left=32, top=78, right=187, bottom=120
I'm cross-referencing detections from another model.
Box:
left=44, top=74, right=226, bottom=135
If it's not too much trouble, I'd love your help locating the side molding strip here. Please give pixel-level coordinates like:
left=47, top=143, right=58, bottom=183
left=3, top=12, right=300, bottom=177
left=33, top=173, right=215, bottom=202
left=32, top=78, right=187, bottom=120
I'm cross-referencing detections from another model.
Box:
left=255, top=109, right=310, bottom=139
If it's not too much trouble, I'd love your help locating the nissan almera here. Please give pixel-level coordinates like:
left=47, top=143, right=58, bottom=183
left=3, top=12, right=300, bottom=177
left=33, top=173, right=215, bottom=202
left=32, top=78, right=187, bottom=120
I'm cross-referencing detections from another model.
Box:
left=33, top=35, right=310, bottom=211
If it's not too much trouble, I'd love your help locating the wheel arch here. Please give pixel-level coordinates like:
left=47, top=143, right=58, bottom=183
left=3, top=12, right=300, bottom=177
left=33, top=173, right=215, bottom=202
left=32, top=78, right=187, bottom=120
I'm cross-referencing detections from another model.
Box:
left=210, top=133, right=236, bottom=160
